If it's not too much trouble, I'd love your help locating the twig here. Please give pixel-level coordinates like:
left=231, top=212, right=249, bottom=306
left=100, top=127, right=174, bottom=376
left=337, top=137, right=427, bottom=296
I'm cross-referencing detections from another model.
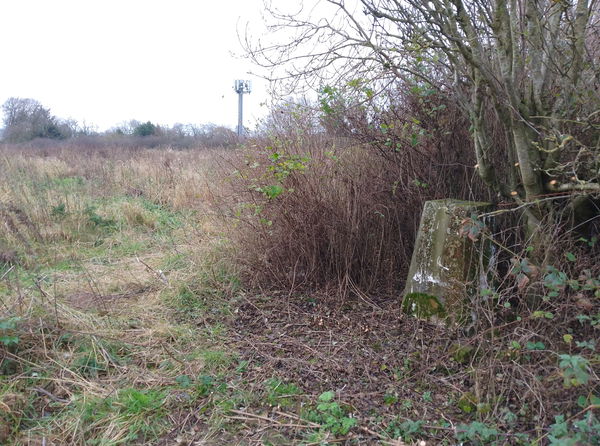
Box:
left=136, top=255, right=169, bottom=285
left=225, top=416, right=310, bottom=429
left=359, top=425, right=396, bottom=443
left=0, top=264, right=14, bottom=281
left=227, top=409, right=317, bottom=429
left=477, top=195, right=571, bottom=219
left=272, top=410, right=320, bottom=427
left=304, top=435, right=353, bottom=445
left=34, top=278, right=61, bottom=327
left=160, top=342, right=186, bottom=366
left=229, top=409, right=281, bottom=424
left=348, top=277, right=383, bottom=311
left=31, top=386, right=70, bottom=404
left=34, top=279, right=50, bottom=299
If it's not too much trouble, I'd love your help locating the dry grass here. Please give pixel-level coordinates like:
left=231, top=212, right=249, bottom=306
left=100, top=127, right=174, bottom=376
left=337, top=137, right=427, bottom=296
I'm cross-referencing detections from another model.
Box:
left=1, top=143, right=598, bottom=445
left=0, top=144, right=243, bottom=445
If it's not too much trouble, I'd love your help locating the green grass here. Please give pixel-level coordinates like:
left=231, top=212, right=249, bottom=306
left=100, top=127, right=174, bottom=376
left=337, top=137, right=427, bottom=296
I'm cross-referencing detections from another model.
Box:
left=264, top=378, right=302, bottom=408
left=41, top=176, right=86, bottom=191
left=73, top=387, right=169, bottom=445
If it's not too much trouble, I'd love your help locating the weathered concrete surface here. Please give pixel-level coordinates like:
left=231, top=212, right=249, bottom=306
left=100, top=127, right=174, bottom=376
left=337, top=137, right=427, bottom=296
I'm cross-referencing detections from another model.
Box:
left=402, top=199, right=491, bottom=324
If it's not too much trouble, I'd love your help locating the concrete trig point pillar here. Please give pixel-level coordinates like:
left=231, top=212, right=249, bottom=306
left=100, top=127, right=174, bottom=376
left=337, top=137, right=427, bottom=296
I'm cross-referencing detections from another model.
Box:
left=402, top=199, right=492, bottom=324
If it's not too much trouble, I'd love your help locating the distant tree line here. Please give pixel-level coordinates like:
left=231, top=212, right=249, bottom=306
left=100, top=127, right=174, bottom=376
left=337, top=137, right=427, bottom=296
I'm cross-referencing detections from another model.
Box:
left=0, top=97, right=238, bottom=148
left=1, top=98, right=78, bottom=142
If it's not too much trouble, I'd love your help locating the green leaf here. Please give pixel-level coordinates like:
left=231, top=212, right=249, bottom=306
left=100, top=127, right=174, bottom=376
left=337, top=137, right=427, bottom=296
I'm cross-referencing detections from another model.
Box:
left=0, top=317, right=20, bottom=330
left=318, top=391, right=335, bottom=403
left=340, top=417, right=357, bottom=434
left=383, top=394, right=398, bottom=405
left=410, top=133, right=418, bottom=146
left=575, top=340, right=596, bottom=351
left=0, top=335, right=19, bottom=346
left=261, top=184, right=284, bottom=199
left=175, top=375, right=192, bottom=388
left=559, top=354, right=591, bottom=387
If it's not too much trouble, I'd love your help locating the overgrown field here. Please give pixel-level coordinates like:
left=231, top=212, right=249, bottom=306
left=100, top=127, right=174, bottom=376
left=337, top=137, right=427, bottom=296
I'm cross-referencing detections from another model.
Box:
left=0, top=144, right=598, bottom=445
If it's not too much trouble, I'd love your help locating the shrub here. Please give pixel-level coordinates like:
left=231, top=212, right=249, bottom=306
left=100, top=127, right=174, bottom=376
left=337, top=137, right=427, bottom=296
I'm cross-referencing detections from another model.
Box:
left=227, top=90, right=484, bottom=295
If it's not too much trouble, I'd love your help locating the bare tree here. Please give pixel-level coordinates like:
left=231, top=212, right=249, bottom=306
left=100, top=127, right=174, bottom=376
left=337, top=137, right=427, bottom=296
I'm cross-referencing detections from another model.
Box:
left=245, top=0, right=600, bottom=231
left=257, top=97, right=324, bottom=137
left=2, top=97, right=65, bottom=142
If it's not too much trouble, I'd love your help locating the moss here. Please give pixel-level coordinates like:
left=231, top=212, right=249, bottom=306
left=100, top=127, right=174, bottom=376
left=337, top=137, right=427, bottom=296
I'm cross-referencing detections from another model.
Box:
left=457, top=392, right=478, bottom=413
left=450, top=344, right=475, bottom=364
left=402, top=292, right=447, bottom=320
left=477, top=402, right=492, bottom=415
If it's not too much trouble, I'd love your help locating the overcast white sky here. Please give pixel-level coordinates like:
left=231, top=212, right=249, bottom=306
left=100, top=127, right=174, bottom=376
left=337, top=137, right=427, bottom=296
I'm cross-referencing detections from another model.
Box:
left=0, top=0, right=271, bottom=131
